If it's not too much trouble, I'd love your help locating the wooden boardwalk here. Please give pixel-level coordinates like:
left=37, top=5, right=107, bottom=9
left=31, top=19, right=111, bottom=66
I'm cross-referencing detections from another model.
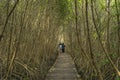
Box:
left=45, top=53, right=81, bottom=80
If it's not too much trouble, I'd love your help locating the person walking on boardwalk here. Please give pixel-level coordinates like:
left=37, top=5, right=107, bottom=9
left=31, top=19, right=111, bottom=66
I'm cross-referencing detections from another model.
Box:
left=58, top=42, right=62, bottom=53
left=61, top=43, right=65, bottom=53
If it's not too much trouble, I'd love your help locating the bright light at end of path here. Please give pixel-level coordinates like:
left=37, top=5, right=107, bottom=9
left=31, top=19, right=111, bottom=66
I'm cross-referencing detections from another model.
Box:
left=59, top=34, right=64, bottom=42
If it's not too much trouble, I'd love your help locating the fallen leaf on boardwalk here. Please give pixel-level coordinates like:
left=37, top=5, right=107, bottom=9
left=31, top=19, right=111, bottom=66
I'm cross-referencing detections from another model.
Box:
left=77, top=74, right=80, bottom=77
left=49, top=67, right=55, bottom=72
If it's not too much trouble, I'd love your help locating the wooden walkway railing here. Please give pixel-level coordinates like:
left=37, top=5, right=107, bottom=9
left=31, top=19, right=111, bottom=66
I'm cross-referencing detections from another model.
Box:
left=45, top=53, right=81, bottom=80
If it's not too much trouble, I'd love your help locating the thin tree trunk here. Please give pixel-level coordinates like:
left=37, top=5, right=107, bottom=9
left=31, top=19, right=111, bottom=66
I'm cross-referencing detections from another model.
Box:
left=106, top=0, right=111, bottom=53
left=0, top=0, right=19, bottom=41
left=90, top=0, right=105, bottom=80
left=115, top=0, right=120, bottom=56
left=74, top=0, right=86, bottom=57
left=85, top=0, right=103, bottom=80
left=6, top=12, right=14, bottom=73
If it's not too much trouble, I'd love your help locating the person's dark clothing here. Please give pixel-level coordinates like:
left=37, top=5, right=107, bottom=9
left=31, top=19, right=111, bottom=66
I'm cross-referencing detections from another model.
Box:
left=61, top=43, right=65, bottom=53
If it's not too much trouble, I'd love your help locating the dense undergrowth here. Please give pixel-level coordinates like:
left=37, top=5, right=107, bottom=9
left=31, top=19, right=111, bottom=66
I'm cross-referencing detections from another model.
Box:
left=68, top=49, right=120, bottom=80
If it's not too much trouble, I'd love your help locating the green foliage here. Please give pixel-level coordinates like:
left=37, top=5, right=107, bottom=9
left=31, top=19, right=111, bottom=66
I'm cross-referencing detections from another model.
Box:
left=115, top=76, right=120, bottom=80
left=23, top=77, right=29, bottom=80
left=93, top=32, right=98, bottom=39
left=103, top=59, right=109, bottom=65
left=56, top=0, right=70, bottom=20
left=110, top=53, right=117, bottom=58
left=0, top=0, right=6, bottom=13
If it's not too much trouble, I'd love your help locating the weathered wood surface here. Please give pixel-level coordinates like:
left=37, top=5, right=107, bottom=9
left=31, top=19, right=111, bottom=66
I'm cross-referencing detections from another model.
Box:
left=45, top=53, right=81, bottom=80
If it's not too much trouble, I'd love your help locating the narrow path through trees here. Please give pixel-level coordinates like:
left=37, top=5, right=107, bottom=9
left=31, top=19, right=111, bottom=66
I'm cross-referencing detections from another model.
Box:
left=45, top=53, right=81, bottom=80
